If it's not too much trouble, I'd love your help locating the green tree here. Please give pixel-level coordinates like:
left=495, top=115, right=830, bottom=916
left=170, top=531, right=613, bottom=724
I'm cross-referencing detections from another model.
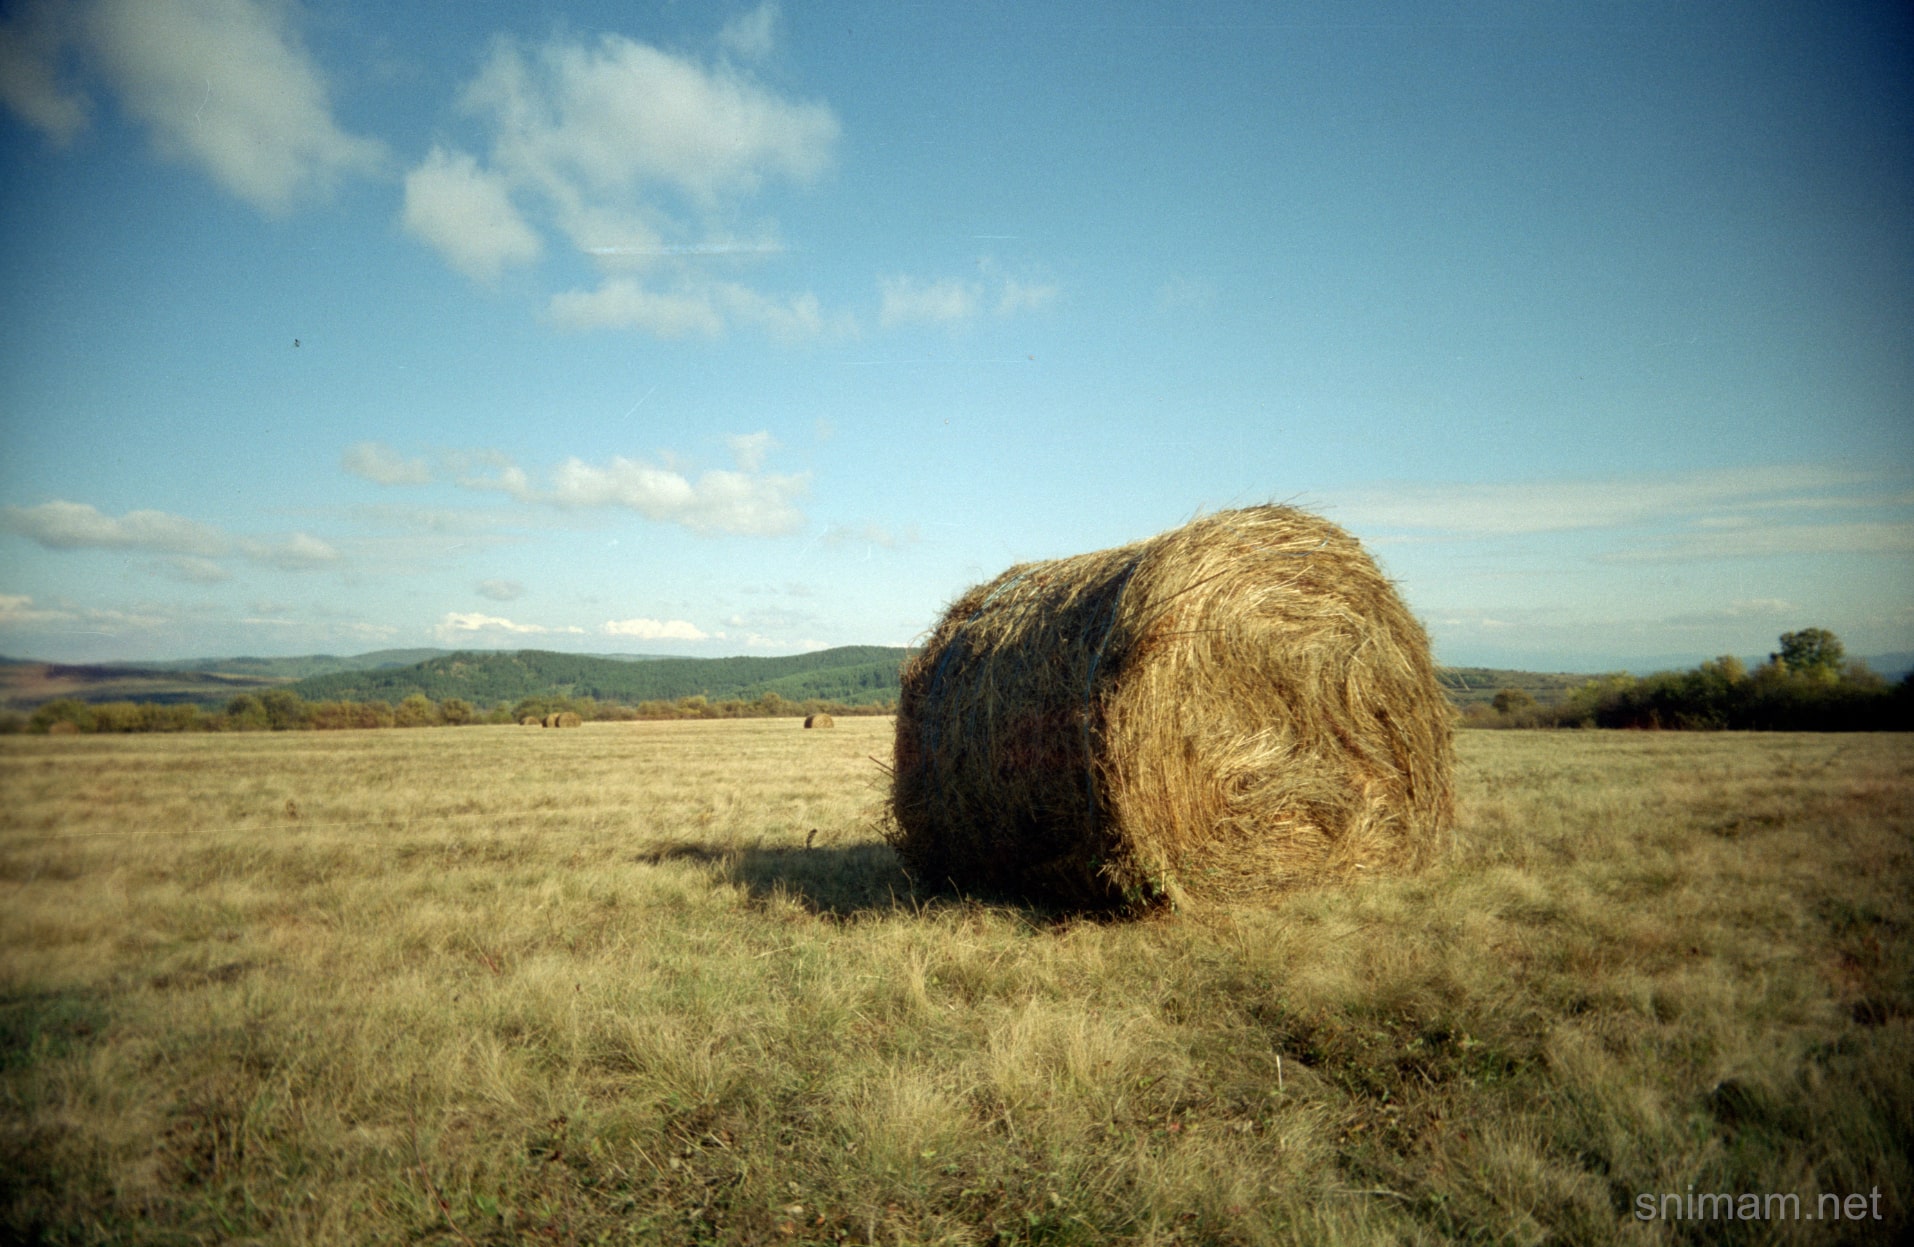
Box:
left=30, top=698, right=95, bottom=733
left=260, top=688, right=307, bottom=730
left=1773, top=628, right=1845, bottom=678
left=1491, top=688, right=1536, bottom=716
left=225, top=694, right=268, bottom=731
left=439, top=697, right=475, bottom=726
left=395, top=694, right=441, bottom=727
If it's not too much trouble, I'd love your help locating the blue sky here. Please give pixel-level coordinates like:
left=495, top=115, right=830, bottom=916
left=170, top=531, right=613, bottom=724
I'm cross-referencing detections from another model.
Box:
left=1, top=0, right=1909, bottom=672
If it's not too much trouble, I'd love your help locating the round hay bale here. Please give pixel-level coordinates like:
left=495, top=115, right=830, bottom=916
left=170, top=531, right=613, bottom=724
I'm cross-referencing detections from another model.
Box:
left=555, top=711, right=583, bottom=728
left=542, top=713, right=559, bottom=728
left=46, top=720, right=81, bottom=736
left=521, top=716, right=543, bottom=727
left=889, top=504, right=1453, bottom=913
left=804, top=713, right=836, bottom=729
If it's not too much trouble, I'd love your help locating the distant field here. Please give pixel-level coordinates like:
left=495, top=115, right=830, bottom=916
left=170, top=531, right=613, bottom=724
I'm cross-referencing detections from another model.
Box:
left=2, top=724, right=1909, bottom=1244
left=0, top=660, right=294, bottom=710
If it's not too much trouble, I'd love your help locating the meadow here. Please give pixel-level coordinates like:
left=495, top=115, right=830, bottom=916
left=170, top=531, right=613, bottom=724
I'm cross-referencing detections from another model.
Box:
left=1, top=721, right=1908, bottom=1245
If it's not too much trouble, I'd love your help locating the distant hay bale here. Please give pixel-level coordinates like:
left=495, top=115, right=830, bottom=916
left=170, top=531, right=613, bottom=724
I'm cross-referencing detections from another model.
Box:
left=521, top=716, right=543, bottom=727
left=889, top=504, right=1453, bottom=913
left=46, top=720, right=80, bottom=736
left=555, top=711, right=583, bottom=728
left=804, top=713, right=836, bottom=729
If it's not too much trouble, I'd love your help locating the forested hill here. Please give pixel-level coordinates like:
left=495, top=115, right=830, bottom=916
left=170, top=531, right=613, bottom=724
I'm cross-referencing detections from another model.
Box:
left=287, top=647, right=910, bottom=708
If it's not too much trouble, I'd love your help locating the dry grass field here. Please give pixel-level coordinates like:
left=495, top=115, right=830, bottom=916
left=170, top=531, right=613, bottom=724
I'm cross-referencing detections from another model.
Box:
left=2, top=721, right=1909, bottom=1245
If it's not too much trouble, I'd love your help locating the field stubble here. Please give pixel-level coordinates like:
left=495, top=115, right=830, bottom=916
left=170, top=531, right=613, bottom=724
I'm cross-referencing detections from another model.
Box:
left=1, top=721, right=1909, bottom=1245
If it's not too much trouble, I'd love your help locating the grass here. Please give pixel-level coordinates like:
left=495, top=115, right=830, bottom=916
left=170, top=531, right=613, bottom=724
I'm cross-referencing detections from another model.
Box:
left=1, top=721, right=1909, bottom=1245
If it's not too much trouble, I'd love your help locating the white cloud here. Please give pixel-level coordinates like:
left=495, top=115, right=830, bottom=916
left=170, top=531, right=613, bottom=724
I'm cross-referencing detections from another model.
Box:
left=343, top=441, right=434, bottom=486
left=879, top=271, right=1057, bottom=328
left=0, top=593, right=166, bottom=635
left=1334, top=465, right=1899, bottom=538
left=0, top=0, right=90, bottom=144
left=0, top=593, right=71, bottom=626
left=822, top=521, right=917, bottom=549
left=546, top=456, right=808, bottom=535
left=477, top=578, right=524, bottom=602
left=724, top=431, right=775, bottom=472
left=719, top=2, right=780, bottom=61
left=549, top=277, right=848, bottom=341
left=83, top=0, right=385, bottom=213
left=240, top=532, right=338, bottom=571
left=601, top=617, right=708, bottom=641
left=154, top=556, right=231, bottom=584
left=2, top=499, right=228, bottom=556
left=548, top=279, right=725, bottom=337
left=435, top=612, right=585, bottom=643
left=996, top=278, right=1059, bottom=316
left=443, top=441, right=808, bottom=536
left=401, top=147, right=542, bottom=281
left=1600, top=521, right=1914, bottom=564
left=394, top=24, right=845, bottom=336
left=879, top=276, right=979, bottom=328
left=3, top=500, right=342, bottom=574
left=467, top=30, right=837, bottom=214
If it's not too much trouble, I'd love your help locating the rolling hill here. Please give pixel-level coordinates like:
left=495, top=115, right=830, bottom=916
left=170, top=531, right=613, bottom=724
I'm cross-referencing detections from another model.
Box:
left=286, top=646, right=910, bottom=708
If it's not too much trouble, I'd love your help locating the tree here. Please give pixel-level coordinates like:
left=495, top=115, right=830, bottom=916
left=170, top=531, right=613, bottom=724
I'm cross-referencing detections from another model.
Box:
left=395, top=694, right=441, bottom=727
left=260, top=688, right=306, bottom=730
left=1491, top=688, right=1536, bottom=716
left=1772, top=629, right=1845, bottom=678
left=439, top=697, right=475, bottom=726
left=225, top=694, right=268, bottom=730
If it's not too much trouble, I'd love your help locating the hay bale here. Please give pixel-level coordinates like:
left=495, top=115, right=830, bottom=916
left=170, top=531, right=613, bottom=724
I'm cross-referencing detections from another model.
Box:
left=555, top=711, right=583, bottom=728
left=46, top=720, right=80, bottom=736
left=521, top=716, right=543, bottom=726
left=889, top=504, right=1453, bottom=912
left=804, top=713, right=836, bottom=729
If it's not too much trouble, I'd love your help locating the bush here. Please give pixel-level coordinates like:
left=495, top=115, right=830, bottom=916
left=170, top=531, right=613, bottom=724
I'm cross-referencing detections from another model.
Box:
left=395, top=694, right=441, bottom=728
left=31, top=699, right=95, bottom=734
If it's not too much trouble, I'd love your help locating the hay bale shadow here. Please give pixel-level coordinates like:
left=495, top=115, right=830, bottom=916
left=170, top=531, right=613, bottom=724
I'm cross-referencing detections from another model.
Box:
left=635, top=837, right=1065, bottom=923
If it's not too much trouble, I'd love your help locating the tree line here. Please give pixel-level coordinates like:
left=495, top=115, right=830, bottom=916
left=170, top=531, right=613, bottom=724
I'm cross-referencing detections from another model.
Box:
left=1466, top=630, right=1912, bottom=731
left=4, top=689, right=895, bottom=735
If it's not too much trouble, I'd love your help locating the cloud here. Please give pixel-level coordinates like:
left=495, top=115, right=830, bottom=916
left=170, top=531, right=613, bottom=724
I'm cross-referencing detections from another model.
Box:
left=477, top=578, right=524, bottom=602
left=3, top=499, right=341, bottom=573
left=879, top=276, right=978, bottom=328
left=996, top=278, right=1059, bottom=316
left=1334, top=464, right=1892, bottom=539
left=601, top=617, right=708, bottom=641
left=342, top=441, right=434, bottom=486
left=0, top=593, right=165, bottom=635
left=879, top=271, right=1059, bottom=328
left=435, top=612, right=585, bottom=643
left=724, top=431, right=774, bottom=473
left=0, top=0, right=90, bottom=144
left=1599, top=521, right=1914, bottom=564
left=404, top=25, right=838, bottom=327
left=154, top=556, right=231, bottom=584
left=239, top=533, right=339, bottom=571
left=548, top=278, right=725, bottom=337
left=547, top=278, right=847, bottom=341
left=2, top=499, right=228, bottom=556
left=447, top=442, right=809, bottom=536
left=0, top=593, right=72, bottom=626
left=467, top=30, right=837, bottom=213
left=719, top=2, right=780, bottom=61
left=82, top=0, right=385, bottom=213
left=401, top=147, right=542, bottom=281
left=822, top=521, right=917, bottom=550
